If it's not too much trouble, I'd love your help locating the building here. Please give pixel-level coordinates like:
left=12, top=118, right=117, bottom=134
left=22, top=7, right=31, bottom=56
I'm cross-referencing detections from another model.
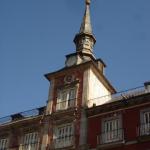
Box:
left=0, top=0, right=150, bottom=150
left=87, top=83, right=150, bottom=150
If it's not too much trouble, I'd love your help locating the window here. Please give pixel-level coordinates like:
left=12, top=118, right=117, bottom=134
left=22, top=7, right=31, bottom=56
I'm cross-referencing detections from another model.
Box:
left=21, top=132, right=38, bottom=150
left=0, top=138, right=8, bottom=150
left=140, top=109, right=150, bottom=136
left=54, top=124, right=74, bottom=148
left=101, top=115, right=123, bottom=144
left=56, top=88, right=76, bottom=110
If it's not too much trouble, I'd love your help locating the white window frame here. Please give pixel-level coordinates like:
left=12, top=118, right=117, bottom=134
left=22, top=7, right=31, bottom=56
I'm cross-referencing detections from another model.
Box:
left=21, top=132, right=39, bottom=150
left=101, top=115, right=123, bottom=144
left=54, top=123, right=74, bottom=148
left=0, top=138, right=8, bottom=150
left=140, top=108, right=150, bottom=136
left=56, top=87, right=76, bottom=110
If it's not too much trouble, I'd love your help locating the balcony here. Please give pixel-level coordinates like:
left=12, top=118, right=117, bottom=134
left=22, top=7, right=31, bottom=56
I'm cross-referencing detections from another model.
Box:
left=56, top=99, right=76, bottom=111
left=53, top=135, right=74, bottom=149
left=139, top=123, right=150, bottom=136
left=0, top=143, right=40, bottom=150
left=19, top=143, right=39, bottom=150
left=138, top=123, right=150, bottom=142
left=97, top=129, right=124, bottom=149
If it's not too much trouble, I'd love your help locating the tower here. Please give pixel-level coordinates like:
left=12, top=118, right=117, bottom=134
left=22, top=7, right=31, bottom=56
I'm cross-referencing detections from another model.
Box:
left=73, top=0, right=96, bottom=60
left=1, top=1, right=150, bottom=150
left=43, top=0, right=116, bottom=149
left=66, top=0, right=96, bottom=67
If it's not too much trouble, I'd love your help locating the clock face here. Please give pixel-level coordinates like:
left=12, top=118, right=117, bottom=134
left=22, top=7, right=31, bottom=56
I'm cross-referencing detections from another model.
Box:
left=66, top=56, right=77, bottom=67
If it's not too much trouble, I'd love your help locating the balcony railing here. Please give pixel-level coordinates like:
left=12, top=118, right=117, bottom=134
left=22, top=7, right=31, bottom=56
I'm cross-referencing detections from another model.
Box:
left=0, top=107, right=45, bottom=125
left=88, top=86, right=147, bottom=107
left=139, top=123, right=150, bottom=136
left=53, top=135, right=74, bottom=149
left=56, top=99, right=76, bottom=111
left=0, top=142, right=40, bottom=150
left=97, top=129, right=124, bottom=145
left=19, top=143, right=39, bottom=150
left=0, top=148, right=8, bottom=150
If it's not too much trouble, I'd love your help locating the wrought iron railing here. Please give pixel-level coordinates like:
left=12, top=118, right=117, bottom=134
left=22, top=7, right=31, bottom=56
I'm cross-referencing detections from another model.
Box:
left=53, top=135, right=74, bottom=149
left=19, top=142, right=39, bottom=150
left=0, top=107, right=45, bottom=125
left=139, top=123, right=150, bottom=136
left=0, top=148, right=8, bottom=150
left=97, top=128, right=124, bottom=144
left=0, top=142, right=40, bottom=150
left=56, top=99, right=76, bottom=111
left=88, top=86, right=147, bottom=107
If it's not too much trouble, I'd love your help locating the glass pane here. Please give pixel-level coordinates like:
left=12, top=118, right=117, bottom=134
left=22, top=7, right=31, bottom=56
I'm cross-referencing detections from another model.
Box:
left=69, top=89, right=76, bottom=100
left=62, top=91, right=67, bottom=101
left=0, top=139, right=8, bottom=149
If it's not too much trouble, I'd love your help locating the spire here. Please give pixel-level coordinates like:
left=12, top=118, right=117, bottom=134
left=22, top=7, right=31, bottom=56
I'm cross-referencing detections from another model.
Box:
left=79, top=0, right=92, bottom=34
left=74, top=0, right=96, bottom=58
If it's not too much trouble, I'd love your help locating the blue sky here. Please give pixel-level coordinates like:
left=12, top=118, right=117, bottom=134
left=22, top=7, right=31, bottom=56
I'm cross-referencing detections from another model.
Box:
left=0, top=0, right=150, bottom=117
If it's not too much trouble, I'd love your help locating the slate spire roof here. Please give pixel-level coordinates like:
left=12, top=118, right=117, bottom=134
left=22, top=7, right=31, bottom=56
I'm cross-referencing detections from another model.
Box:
left=79, top=0, right=93, bottom=35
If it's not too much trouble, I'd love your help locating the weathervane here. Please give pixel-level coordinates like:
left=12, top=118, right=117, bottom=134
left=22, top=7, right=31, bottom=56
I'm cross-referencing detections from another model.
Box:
left=85, top=0, right=91, bottom=5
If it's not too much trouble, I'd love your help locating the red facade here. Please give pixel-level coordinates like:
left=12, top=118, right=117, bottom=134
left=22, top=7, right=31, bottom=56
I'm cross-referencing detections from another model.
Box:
left=1, top=1, right=150, bottom=150
left=87, top=93, right=150, bottom=150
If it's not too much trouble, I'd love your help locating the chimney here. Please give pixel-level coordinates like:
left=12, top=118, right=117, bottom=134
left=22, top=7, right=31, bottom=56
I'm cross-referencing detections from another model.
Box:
left=96, top=59, right=106, bottom=74
left=144, top=81, right=150, bottom=93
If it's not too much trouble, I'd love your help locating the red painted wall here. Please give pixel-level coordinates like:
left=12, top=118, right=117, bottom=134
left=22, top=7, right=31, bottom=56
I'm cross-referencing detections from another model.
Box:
left=87, top=116, right=101, bottom=148
left=49, top=67, right=84, bottom=148
left=109, top=142, right=150, bottom=150
left=51, top=69, right=84, bottom=112
left=87, top=103, right=150, bottom=149
left=123, top=107, right=139, bottom=141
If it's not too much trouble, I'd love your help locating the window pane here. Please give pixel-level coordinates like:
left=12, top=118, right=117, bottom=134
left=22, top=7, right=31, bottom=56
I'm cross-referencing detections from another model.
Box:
left=0, top=139, right=8, bottom=150
left=23, top=132, right=38, bottom=144
left=69, top=89, right=76, bottom=100
left=56, top=88, right=76, bottom=110
left=103, top=118, right=122, bottom=143
left=144, top=112, right=150, bottom=124
left=62, top=91, right=67, bottom=101
left=55, top=124, right=73, bottom=148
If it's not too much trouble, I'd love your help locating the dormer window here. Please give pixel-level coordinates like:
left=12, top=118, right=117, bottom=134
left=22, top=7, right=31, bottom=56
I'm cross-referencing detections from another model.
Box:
left=82, top=37, right=90, bottom=46
left=56, top=87, right=76, bottom=111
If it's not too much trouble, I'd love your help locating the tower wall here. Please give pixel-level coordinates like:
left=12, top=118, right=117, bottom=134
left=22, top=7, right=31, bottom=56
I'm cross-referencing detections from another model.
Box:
left=83, top=68, right=111, bottom=107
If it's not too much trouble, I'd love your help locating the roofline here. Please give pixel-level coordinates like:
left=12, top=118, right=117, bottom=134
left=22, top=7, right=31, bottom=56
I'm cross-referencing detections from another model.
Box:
left=86, top=92, right=150, bottom=118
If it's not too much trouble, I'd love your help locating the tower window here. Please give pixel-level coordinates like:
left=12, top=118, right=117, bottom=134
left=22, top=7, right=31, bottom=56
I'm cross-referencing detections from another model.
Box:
left=54, top=123, right=74, bottom=148
left=21, top=132, right=39, bottom=150
left=56, top=88, right=76, bottom=111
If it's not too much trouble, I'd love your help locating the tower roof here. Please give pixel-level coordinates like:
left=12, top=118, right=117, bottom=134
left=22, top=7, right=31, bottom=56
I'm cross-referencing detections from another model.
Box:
left=74, top=0, right=96, bottom=46
left=79, top=0, right=93, bottom=34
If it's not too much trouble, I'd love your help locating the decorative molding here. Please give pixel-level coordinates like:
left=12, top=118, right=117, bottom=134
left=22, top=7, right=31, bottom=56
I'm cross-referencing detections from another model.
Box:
left=64, top=75, right=75, bottom=84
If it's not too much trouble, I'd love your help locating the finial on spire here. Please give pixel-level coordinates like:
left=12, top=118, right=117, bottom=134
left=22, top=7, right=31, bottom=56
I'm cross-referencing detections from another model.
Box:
left=79, top=0, right=92, bottom=34
left=85, top=0, right=91, bottom=5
